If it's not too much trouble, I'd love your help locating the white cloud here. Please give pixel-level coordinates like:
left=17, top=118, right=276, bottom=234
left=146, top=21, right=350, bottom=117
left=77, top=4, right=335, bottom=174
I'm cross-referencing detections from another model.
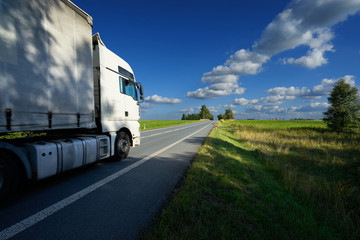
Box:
left=245, top=105, right=289, bottom=114
left=202, top=50, right=270, bottom=79
left=186, top=85, right=246, bottom=99
left=233, top=98, right=259, bottom=105
left=295, top=102, right=330, bottom=112
left=254, top=0, right=360, bottom=69
left=201, top=74, right=238, bottom=84
left=285, top=46, right=331, bottom=69
left=245, top=105, right=263, bottom=112
left=266, top=86, right=310, bottom=96
left=244, top=102, right=329, bottom=115
left=283, top=29, right=335, bottom=68
left=187, top=0, right=360, bottom=100
left=310, top=78, right=337, bottom=96
left=254, top=0, right=360, bottom=53
left=253, top=9, right=310, bottom=54
left=234, top=95, right=296, bottom=106
left=224, top=104, right=236, bottom=108
left=262, top=95, right=296, bottom=105
left=140, top=103, right=154, bottom=108
left=266, top=75, right=355, bottom=98
left=181, top=107, right=194, bottom=114
left=186, top=49, right=267, bottom=99
left=233, top=87, right=246, bottom=95
left=145, top=94, right=182, bottom=104
left=208, top=106, right=220, bottom=113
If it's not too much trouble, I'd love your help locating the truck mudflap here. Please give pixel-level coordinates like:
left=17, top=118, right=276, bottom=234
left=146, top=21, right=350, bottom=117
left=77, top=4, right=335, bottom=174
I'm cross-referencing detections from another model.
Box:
left=133, top=135, right=140, bottom=147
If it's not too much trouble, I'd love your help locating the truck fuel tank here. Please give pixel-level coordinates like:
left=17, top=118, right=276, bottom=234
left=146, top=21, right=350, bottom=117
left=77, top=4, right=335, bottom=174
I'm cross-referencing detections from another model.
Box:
left=24, top=136, right=110, bottom=180
left=52, top=139, right=84, bottom=172
left=25, top=142, right=58, bottom=180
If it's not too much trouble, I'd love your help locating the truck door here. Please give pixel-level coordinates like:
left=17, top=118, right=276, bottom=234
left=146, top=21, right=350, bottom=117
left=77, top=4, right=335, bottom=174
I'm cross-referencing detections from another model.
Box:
left=121, top=78, right=139, bottom=121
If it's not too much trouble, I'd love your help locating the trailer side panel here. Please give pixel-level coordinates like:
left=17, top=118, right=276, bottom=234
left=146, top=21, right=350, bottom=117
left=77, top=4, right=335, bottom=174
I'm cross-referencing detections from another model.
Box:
left=0, top=0, right=95, bottom=133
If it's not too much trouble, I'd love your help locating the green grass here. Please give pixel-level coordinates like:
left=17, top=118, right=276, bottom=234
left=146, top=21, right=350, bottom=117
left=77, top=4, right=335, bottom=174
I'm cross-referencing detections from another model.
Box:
left=142, top=120, right=360, bottom=240
left=139, top=120, right=201, bottom=130
left=230, top=119, right=326, bottom=129
left=0, top=131, right=46, bottom=140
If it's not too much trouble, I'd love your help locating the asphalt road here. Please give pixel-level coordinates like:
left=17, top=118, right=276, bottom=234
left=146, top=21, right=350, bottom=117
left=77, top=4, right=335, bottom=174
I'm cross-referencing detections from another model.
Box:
left=0, top=121, right=214, bottom=240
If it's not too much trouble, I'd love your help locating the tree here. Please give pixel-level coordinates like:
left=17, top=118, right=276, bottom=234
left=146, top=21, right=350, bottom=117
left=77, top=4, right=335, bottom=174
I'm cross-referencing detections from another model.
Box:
left=181, top=105, right=214, bottom=120
left=218, top=109, right=234, bottom=120
left=224, top=109, right=234, bottom=120
left=199, top=105, right=213, bottom=120
left=323, top=79, right=360, bottom=132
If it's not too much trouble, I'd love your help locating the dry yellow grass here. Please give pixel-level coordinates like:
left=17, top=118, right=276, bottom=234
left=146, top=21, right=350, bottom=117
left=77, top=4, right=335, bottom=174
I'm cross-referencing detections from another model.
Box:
left=228, top=120, right=360, bottom=238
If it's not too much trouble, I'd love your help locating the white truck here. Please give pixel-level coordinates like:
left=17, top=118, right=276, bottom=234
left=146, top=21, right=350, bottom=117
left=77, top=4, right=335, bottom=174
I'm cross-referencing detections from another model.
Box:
left=0, top=0, right=144, bottom=202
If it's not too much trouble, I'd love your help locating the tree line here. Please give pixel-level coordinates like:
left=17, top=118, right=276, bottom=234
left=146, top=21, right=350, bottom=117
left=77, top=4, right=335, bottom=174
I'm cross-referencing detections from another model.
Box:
left=217, top=109, right=234, bottom=120
left=181, top=105, right=235, bottom=121
left=182, top=105, right=214, bottom=120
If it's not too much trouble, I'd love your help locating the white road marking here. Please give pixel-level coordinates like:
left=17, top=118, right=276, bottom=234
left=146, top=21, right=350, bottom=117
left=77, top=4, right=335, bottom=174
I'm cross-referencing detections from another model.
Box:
left=141, top=122, right=207, bottom=139
left=141, top=121, right=205, bottom=133
left=0, top=122, right=213, bottom=240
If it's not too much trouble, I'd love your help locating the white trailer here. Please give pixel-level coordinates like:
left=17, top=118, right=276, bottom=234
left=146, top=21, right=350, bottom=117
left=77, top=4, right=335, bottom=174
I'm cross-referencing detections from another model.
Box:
left=0, top=0, right=143, bottom=202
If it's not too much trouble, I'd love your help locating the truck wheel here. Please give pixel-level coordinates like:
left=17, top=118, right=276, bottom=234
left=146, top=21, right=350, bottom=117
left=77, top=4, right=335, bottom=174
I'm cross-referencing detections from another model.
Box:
left=0, top=151, right=20, bottom=203
left=114, top=132, right=130, bottom=161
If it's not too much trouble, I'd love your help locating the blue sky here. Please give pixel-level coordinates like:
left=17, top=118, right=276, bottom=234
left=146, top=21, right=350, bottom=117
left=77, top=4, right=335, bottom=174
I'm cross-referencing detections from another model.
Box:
left=73, top=0, right=360, bottom=120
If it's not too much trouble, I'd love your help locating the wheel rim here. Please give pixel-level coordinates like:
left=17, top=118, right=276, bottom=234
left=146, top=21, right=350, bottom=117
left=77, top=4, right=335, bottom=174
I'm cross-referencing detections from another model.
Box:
left=119, top=139, right=129, bottom=153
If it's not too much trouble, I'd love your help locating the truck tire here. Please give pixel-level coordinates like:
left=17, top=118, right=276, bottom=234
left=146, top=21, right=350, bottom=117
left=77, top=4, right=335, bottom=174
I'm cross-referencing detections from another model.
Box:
left=113, top=132, right=130, bottom=161
left=0, top=151, right=20, bottom=203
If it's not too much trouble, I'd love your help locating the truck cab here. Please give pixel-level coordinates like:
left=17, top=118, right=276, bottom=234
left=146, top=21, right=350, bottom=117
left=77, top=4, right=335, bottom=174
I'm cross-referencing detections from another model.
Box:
left=93, top=34, right=143, bottom=159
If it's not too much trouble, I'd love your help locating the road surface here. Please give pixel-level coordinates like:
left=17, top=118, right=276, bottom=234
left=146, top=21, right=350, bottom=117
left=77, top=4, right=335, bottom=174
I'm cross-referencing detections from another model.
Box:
left=0, top=121, right=214, bottom=240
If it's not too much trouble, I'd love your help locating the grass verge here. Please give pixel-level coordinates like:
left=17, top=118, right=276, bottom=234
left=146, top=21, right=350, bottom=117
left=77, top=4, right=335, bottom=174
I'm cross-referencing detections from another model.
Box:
left=139, top=120, right=201, bottom=131
left=142, top=120, right=359, bottom=240
left=0, top=131, right=46, bottom=140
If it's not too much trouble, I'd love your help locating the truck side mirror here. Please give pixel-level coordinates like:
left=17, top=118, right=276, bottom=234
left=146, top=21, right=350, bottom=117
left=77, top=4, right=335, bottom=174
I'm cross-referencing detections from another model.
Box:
left=137, top=83, right=144, bottom=101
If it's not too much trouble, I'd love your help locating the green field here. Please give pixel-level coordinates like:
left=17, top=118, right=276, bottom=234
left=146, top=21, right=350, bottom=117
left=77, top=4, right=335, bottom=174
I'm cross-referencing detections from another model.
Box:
left=139, top=120, right=201, bottom=130
left=142, top=120, right=360, bottom=240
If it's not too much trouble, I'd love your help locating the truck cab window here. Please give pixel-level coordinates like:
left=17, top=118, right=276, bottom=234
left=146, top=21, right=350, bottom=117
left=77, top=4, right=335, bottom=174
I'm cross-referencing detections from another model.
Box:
left=124, top=79, right=137, bottom=101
